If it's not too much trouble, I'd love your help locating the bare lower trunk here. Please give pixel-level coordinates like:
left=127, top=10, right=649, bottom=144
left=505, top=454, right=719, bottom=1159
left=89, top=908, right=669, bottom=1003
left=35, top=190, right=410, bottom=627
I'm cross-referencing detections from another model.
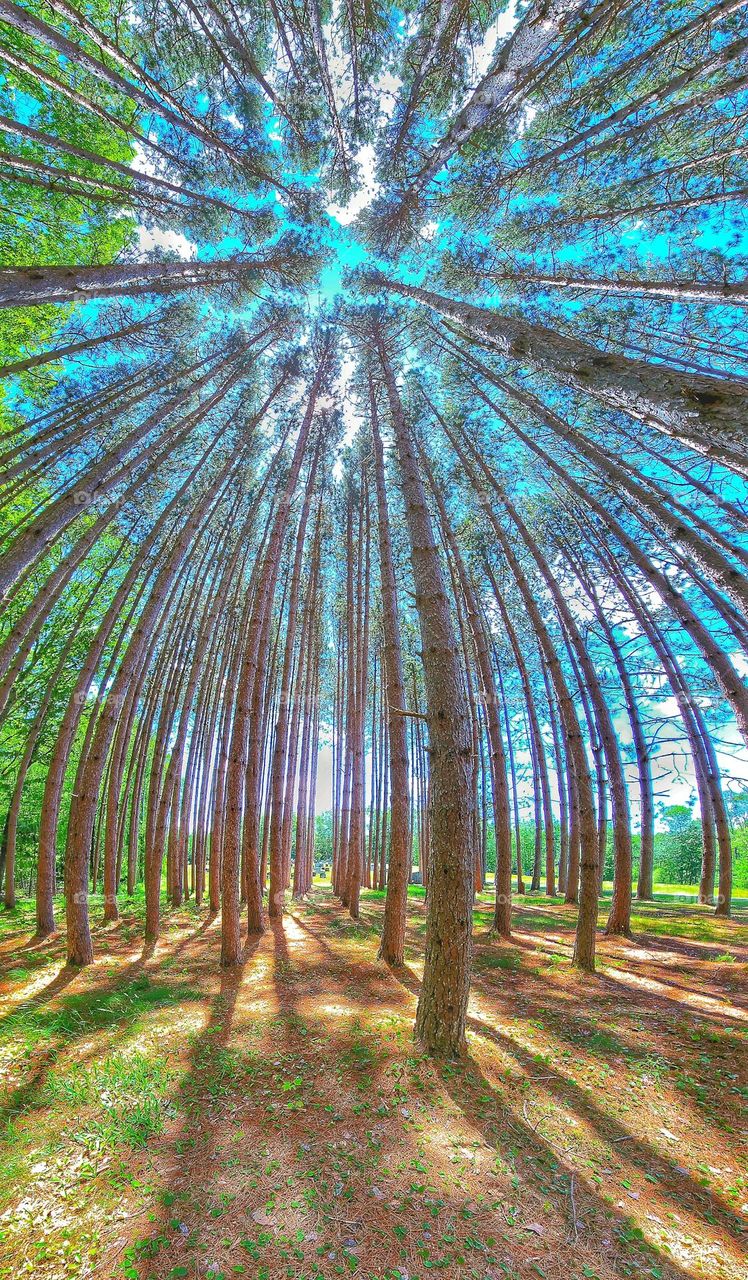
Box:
left=439, top=415, right=599, bottom=969
left=378, top=334, right=476, bottom=1056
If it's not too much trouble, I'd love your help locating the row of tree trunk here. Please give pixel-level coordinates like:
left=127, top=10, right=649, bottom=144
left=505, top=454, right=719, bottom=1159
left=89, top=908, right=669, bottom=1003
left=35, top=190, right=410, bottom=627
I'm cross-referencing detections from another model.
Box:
left=2, top=313, right=744, bottom=1058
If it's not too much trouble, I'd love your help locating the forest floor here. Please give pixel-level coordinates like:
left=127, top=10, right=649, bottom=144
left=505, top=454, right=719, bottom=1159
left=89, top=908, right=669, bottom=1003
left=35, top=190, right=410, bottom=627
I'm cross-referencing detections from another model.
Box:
left=0, top=887, right=746, bottom=1280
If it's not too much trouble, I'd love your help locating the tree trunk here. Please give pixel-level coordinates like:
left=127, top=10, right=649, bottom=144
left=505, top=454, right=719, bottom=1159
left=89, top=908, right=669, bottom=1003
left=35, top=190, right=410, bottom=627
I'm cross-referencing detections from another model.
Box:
left=439, top=416, right=599, bottom=969
left=0, top=314, right=153, bottom=378
left=422, top=445, right=513, bottom=935
left=377, top=333, right=476, bottom=1056
left=0, top=254, right=292, bottom=309
left=406, top=0, right=595, bottom=193
left=221, top=353, right=328, bottom=962
left=374, top=279, right=748, bottom=464
left=268, top=451, right=321, bottom=917
left=456, top=366, right=748, bottom=746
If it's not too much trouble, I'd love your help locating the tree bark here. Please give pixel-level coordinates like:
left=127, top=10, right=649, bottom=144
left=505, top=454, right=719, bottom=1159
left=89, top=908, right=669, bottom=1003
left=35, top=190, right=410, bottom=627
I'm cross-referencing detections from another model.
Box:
left=422, top=446, right=513, bottom=936
left=439, top=416, right=598, bottom=969
left=374, top=279, right=748, bottom=463
left=0, top=314, right=153, bottom=378
left=221, top=353, right=329, bottom=962
left=0, top=253, right=294, bottom=309
left=406, top=0, right=595, bottom=193
left=377, top=332, right=476, bottom=1055
left=65, top=452, right=235, bottom=963
left=268, top=450, right=321, bottom=917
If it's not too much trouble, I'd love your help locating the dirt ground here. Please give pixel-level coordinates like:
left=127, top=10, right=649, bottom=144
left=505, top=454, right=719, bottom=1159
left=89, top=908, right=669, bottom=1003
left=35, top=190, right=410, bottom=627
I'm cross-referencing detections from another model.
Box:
left=0, top=887, right=746, bottom=1280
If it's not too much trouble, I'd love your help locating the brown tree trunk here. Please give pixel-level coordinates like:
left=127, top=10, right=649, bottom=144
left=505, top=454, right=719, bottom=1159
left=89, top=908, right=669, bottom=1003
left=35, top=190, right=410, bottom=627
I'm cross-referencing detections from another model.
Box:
left=346, top=471, right=371, bottom=919
left=542, top=659, right=567, bottom=897
left=461, top=375, right=748, bottom=747
left=566, top=545, right=656, bottom=902
left=293, top=563, right=322, bottom=899
left=487, top=584, right=556, bottom=897
left=337, top=493, right=356, bottom=904
left=221, top=354, right=328, bottom=963
left=375, top=279, right=748, bottom=465
left=268, top=451, right=321, bottom=917
left=377, top=333, right=476, bottom=1055
left=496, top=662, right=524, bottom=898
left=422, top=446, right=513, bottom=934
left=605, top=549, right=733, bottom=916
left=438, top=415, right=599, bottom=968
left=0, top=313, right=153, bottom=377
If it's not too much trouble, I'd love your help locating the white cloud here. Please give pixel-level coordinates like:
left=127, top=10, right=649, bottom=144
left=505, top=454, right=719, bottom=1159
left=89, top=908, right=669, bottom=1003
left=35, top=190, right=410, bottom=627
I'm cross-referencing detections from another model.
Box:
left=222, top=110, right=243, bottom=131
left=517, top=101, right=539, bottom=136
left=137, top=226, right=198, bottom=259
left=326, top=143, right=382, bottom=226
left=471, top=0, right=521, bottom=83
left=331, top=349, right=365, bottom=480
left=131, top=142, right=161, bottom=179
left=374, top=69, right=403, bottom=125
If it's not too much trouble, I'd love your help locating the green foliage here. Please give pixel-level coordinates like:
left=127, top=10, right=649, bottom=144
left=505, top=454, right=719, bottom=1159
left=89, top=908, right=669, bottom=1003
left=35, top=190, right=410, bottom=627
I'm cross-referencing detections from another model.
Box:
left=44, top=1051, right=177, bottom=1151
left=649, top=806, right=707, bottom=886
left=0, top=19, right=136, bottom=403
left=650, top=826, right=705, bottom=888
left=314, top=809, right=334, bottom=863
left=728, top=793, right=748, bottom=890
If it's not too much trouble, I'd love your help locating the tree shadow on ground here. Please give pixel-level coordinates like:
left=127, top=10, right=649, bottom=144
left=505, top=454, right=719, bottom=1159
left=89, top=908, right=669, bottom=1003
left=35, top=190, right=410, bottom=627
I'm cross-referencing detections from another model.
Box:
left=392, top=960, right=746, bottom=1250
left=293, top=905, right=739, bottom=1280
left=0, top=914, right=213, bottom=1133
left=4, top=890, right=745, bottom=1280
left=128, top=931, right=262, bottom=1277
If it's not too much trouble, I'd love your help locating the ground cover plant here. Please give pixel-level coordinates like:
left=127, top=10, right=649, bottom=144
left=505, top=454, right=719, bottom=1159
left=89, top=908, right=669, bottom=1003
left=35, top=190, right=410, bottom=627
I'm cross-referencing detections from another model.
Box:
left=1, top=887, right=746, bottom=1280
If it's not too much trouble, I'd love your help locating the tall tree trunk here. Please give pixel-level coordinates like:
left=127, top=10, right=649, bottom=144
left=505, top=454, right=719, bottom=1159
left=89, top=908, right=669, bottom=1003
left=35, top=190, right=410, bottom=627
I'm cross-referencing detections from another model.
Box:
left=347, top=470, right=371, bottom=919
left=565, top=544, right=656, bottom=902
left=484, top=269, right=748, bottom=308
left=268, top=453, right=321, bottom=917
left=404, top=0, right=595, bottom=194
left=374, top=279, right=748, bottom=464
left=440, top=416, right=599, bottom=969
left=0, top=251, right=293, bottom=309
left=422, top=445, right=513, bottom=935
left=221, top=354, right=328, bottom=963
left=455, top=368, right=748, bottom=746
left=377, top=333, right=476, bottom=1055
left=0, top=313, right=154, bottom=378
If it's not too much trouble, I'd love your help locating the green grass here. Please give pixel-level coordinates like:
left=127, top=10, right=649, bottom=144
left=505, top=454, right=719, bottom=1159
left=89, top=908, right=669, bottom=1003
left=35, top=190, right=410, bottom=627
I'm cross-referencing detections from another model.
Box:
left=361, top=877, right=748, bottom=947
left=362, top=876, right=748, bottom=904
left=0, top=885, right=746, bottom=1280
left=44, top=1051, right=178, bottom=1153
left=0, top=973, right=200, bottom=1051
left=473, top=948, right=522, bottom=972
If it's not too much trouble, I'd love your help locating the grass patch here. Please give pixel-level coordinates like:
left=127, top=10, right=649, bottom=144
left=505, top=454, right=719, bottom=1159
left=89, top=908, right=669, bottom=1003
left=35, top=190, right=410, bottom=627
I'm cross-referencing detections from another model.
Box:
left=1, top=973, right=200, bottom=1053
left=473, top=948, right=521, bottom=972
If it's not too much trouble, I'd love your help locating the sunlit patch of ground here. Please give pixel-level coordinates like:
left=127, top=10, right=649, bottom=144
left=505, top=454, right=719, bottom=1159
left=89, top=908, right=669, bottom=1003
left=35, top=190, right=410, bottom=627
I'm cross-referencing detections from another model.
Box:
left=0, top=888, right=745, bottom=1280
